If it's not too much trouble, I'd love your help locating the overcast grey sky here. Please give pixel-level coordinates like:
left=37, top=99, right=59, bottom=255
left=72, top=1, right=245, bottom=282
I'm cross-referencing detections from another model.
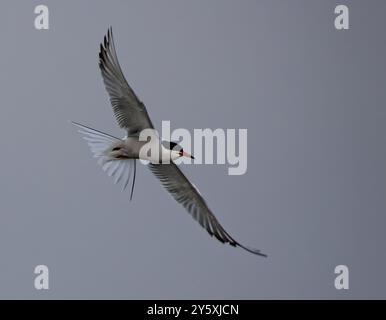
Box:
left=0, top=0, right=385, bottom=299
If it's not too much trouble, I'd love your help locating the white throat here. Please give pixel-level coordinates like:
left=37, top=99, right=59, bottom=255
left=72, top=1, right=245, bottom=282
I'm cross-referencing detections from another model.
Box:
left=140, top=141, right=180, bottom=164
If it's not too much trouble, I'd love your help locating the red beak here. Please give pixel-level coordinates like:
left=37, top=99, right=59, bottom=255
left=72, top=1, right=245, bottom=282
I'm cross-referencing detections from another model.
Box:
left=182, top=151, right=195, bottom=159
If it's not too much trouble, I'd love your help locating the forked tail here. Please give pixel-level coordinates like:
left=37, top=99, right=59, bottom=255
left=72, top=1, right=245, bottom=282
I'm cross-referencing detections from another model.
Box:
left=71, top=121, right=137, bottom=200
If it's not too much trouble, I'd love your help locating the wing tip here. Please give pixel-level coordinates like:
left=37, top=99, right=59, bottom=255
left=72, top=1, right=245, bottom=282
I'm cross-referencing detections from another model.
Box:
left=239, top=244, right=268, bottom=257
left=222, top=236, right=268, bottom=257
left=206, top=226, right=267, bottom=257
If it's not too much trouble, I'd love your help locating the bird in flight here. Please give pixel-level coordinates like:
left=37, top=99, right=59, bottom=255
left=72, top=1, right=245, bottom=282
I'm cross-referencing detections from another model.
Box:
left=72, top=28, right=266, bottom=257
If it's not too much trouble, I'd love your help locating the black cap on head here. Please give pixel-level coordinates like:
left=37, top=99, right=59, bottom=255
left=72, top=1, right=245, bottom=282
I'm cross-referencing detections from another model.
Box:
left=162, top=141, right=183, bottom=152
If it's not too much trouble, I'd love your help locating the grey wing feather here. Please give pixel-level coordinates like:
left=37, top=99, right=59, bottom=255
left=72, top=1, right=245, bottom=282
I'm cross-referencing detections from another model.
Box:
left=99, top=27, right=154, bottom=134
left=148, top=163, right=267, bottom=257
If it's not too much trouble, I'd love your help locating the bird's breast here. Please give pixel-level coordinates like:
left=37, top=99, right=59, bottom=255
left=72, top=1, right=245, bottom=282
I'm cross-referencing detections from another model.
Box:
left=125, top=138, right=172, bottom=163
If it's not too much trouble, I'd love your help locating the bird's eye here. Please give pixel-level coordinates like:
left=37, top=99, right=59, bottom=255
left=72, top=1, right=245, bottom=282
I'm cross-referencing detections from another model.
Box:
left=179, top=150, right=183, bottom=156
left=112, top=147, right=120, bottom=151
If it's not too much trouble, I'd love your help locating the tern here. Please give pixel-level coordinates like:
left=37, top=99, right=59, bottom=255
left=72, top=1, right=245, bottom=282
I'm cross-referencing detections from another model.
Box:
left=72, top=28, right=266, bottom=257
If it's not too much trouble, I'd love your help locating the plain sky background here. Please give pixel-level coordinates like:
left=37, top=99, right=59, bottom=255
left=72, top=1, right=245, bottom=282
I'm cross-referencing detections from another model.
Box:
left=0, top=0, right=385, bottom=299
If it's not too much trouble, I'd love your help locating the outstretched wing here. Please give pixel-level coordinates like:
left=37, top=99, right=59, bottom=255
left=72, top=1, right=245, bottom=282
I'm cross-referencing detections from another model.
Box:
left=99, top=27, right=154, bottom=135
left=148, top=162, right=267, bottom=256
